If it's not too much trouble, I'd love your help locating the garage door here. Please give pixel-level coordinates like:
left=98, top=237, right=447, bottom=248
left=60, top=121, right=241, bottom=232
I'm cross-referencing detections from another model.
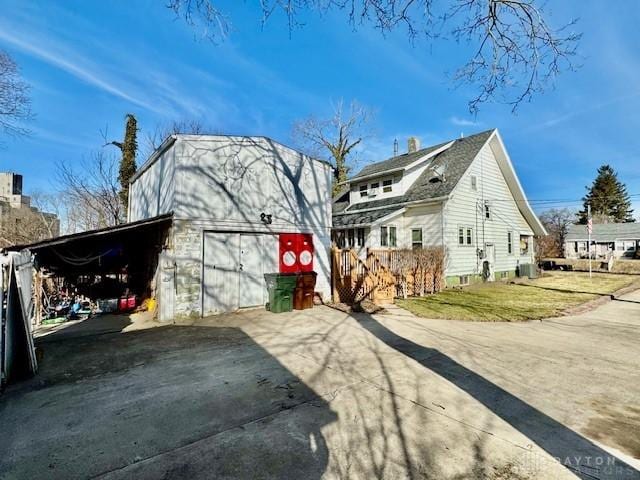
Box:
left=203, top=233, right=278, bottom=315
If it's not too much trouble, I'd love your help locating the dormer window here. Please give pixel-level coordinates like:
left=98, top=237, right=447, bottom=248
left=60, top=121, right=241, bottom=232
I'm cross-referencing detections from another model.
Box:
left=359, top=184, right=368, bottom=198
left=383, top=179, right=393, bottom=192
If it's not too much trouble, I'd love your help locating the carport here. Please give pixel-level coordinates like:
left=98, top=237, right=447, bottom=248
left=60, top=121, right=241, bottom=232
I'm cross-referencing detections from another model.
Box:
left=0, top=214, right=172, bottom=388
left=13, top=213, right=172, bottom=320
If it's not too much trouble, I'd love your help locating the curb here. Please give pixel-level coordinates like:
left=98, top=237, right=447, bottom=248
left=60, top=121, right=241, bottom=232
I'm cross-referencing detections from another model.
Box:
left=561, top=282, right=640, bottom=316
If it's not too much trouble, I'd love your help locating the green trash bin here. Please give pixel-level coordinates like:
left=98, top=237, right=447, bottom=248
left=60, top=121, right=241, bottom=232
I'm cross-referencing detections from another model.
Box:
left=264, top=273, right=297, bottom=313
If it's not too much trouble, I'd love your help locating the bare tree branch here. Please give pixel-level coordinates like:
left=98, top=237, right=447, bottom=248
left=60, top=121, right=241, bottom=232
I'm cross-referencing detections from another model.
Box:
left=292, top=99, right=372, bottom=195
left=55, top=152, right=123, bottom=233
left=0, top=50, right=32, bottom=141
left=165, top=0, right=581, bottom=111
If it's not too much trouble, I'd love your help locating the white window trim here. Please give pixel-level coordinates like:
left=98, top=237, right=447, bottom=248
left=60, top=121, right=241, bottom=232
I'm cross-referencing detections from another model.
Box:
left=411, top=228, right=423, bottom=249
left=380, top=224, right=398, bottom=248
left=458, top=225, right=474, bottom=246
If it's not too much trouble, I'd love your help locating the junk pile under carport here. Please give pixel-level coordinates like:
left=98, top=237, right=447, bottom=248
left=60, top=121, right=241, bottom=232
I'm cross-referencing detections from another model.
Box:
left=4, top=214, right=171, bottom=330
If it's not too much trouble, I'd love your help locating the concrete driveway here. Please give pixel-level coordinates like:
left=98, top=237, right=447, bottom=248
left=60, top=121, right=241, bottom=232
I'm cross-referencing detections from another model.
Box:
left=1, top=291, right=639, bottom=480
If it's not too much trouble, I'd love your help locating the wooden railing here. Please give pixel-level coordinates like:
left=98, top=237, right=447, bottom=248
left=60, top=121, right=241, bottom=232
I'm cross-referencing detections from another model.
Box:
left=331, top=248, right=396, bottom=305
left=367, top=247, right=445, bottom=297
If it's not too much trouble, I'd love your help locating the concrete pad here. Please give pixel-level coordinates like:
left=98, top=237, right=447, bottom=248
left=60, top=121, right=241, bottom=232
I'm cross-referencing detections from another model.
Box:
left=1, top=296, right=639, bottom=480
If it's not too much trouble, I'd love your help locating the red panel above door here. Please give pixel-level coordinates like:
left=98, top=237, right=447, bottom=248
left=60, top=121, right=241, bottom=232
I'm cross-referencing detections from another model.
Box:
left=279, top=233, right=314, bottom=273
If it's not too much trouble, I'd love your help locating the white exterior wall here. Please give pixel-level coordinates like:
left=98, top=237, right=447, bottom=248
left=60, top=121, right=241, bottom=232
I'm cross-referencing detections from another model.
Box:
left=364, top=204, right=443, bottom=249
left=129, top=136, right=333, bottom=317
left=129, top=145, right=176, bottom=222
left=444, top=141, right=534, bottom=277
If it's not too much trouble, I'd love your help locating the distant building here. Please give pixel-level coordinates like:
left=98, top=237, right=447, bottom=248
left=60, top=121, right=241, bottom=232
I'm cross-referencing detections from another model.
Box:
left=564, top=223, right=640, bottom=259
left=0, top=172, right=60, bottom=247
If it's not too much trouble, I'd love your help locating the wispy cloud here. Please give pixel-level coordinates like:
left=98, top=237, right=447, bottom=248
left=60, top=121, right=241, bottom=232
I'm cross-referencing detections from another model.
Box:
left=0, top=29, right=165, bottom=114
left=450, top=116, right=481, bottom=127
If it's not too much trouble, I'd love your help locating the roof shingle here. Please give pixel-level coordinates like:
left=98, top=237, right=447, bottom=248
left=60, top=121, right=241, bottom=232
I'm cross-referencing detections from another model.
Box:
left=335, top=129, right=494, bottom=216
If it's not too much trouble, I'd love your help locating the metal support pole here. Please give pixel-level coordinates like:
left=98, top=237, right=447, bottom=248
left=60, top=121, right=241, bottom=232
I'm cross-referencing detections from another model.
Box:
left=588, top=204, right=592, bottom=278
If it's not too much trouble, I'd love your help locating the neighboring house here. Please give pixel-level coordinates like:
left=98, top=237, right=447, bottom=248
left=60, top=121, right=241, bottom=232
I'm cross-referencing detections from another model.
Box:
left=564, top=223, right=640, bottom=259
left=129, top=135, right=333, bottom=317
left=332, top=129, right=546, bottom=285
left=0, top=172, right=60, bottom=247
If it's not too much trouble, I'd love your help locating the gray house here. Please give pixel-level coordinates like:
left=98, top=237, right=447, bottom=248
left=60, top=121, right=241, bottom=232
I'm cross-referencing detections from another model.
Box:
left=332, top=129, right=546, bottom=285
left=564, top=223, right=640, bottom=259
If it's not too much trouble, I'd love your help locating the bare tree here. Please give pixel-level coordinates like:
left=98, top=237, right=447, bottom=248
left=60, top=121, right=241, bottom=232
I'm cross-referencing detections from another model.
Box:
left=28, top=191, right=62, bottom=238
left=142, top=119, right=212, bottom=157
left=56, top=152, right=123, bottom=233
left=0, top=205, right=58, bottom=248
left=166, top=1, right=580, bottom=112
left=0, top=50, right=32, bottom=140
left=293, top=100, right=371, bottom=196
left=539, top=207, right=575, bottom=258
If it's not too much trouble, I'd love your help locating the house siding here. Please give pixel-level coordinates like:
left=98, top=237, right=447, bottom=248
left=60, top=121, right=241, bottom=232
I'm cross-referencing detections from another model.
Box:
left=399, top=204, right=443, bottom=248
left=444, top=141, right=534, bottom=277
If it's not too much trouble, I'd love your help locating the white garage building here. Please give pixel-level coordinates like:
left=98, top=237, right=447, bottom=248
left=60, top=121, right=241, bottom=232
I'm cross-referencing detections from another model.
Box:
left=128, top=135, right=333, bottom=319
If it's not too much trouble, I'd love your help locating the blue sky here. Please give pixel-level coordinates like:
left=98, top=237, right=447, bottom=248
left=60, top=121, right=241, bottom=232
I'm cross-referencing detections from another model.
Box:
left=1, top=0, right=639, bottom=216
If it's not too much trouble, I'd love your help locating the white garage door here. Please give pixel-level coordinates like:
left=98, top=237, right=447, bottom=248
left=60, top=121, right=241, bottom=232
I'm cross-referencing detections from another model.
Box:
left=203, top=232, right=278, bottom=315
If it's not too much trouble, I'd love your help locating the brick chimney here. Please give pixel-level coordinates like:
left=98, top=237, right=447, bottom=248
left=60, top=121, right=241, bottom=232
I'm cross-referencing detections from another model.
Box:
left=408, top=137, right=420, bottom=153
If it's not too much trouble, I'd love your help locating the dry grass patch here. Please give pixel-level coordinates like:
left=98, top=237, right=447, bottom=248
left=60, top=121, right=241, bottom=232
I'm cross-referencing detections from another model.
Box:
left=397, top=271, right=638, bottom=321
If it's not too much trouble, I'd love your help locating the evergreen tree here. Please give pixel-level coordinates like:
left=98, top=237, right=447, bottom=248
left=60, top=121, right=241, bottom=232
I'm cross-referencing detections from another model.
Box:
left=578, top=165, right=634, bottom=223
left=108, top=114, right=138, bottom=216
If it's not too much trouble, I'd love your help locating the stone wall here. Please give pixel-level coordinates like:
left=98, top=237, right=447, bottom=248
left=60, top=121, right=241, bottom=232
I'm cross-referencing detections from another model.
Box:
left=172, top=220, right=202, bottom=318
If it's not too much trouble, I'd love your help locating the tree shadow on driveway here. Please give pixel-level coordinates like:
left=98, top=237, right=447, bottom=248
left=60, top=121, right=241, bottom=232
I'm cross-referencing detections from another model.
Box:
left=354, top=312, right=640, bottom=480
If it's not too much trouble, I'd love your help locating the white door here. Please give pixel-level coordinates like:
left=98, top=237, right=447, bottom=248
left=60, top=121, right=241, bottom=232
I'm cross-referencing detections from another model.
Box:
left=484, top=243, right=496, bottom=281
left=239, top=234, right=266, bottom=308
left=203, top=233, right=240, bottom=315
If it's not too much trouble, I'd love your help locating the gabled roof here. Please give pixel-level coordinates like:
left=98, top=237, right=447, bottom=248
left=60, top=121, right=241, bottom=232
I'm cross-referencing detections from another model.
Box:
left=566, top=223, right=640, bottom=242
left=334, top=130, right=494, bottom=214
left=333, top=129, right=546, bottom=236
left=131, top=134, right=333, bottom=184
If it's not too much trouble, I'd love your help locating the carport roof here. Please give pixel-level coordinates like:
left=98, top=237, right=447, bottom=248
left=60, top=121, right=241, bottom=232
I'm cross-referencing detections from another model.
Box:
left=4, top=213, right=173, bottom=252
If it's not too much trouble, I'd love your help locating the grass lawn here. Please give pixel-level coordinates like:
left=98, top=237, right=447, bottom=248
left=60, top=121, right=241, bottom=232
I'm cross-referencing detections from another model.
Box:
left=396, top=271, right=639, bottom=321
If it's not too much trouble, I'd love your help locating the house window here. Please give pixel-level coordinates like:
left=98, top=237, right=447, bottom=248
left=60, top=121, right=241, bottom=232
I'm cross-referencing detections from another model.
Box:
left=334, top=230, right=345, bottom=248
left=383, top=179, right=393, bottom=193
left=459, top=275, right=470, bottom=286
left=471, top=175, right=477, bottom=191
left=359, top=184, right=368, bottom=197
left=520, top=235, right=530, bottom=255
left=371, top=182, right=379, bottom=189
left=357, top=228, right=365, bottom=247
left=507, top=232, right=513, bottom=255
left=484, top=201, right=491, bottom=220
left=459, top=227, right=473, bottom=246
left=380, top=226, right=396, bottom=247
left=411, top=229, right=423, bottom=249
left=347, top=229, right=355, bottom=248
left=389, top=226, right=397, bottom=247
